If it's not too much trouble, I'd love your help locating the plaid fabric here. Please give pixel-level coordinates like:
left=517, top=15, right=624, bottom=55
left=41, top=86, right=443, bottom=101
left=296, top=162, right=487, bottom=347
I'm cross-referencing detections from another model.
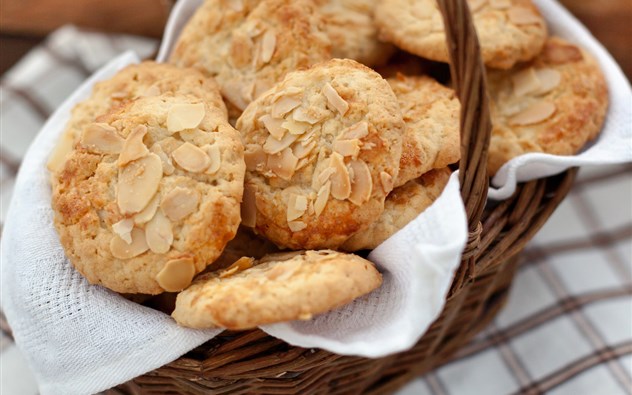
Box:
left=0, top=26, right=630, bottom=395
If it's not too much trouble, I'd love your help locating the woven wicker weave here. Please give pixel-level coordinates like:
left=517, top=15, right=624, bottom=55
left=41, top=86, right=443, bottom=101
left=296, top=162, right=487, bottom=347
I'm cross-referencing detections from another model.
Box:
left=106, top=0, right=579, bottom=393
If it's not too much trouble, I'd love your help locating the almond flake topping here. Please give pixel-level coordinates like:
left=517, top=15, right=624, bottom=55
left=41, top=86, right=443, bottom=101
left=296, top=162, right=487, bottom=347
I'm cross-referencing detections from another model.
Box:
left=110, top=228, right=149, bottom=259
left=534, top=68, right=561, bottom=95
left=141, top=84, right=161, bottom=98
left=241, top=183, right=257, bottom=227
left=323, top=82, right=349, bottom=116
left=260, top=30, right=277, bottom=64
left=509, top=101, right=557, bottom=126
left=288, top=220, right=307, bottom=232
left=543, top=42, right=583, bottom=64
left=260, top=114, right=285, bottom=139
left=145, top=211, right=173, bottom=254
left=156, top=258, right=196, bottom=292
left=118, top=125, right=149, bottom=167
left=508, top=7, right=541, bottom=25
left=314, top=181, right=331, bottom=217
left=263, top=132, right=298, bottom=155
left=271, top=96, right=301, bottom=118
left=244, top=144, right=266, bottom=171
left=380, top=171, right=394, bottom=194
left=172, top=142, right=211, bottom=173
left=80, top=123, right=124, bottom=154
left=220, top=257, right=255, bottom=278
left=295, top=157, right=311, bottom=172
left=161, top=186, right=200, bottom=222
left=281, top=118, right=310, bottom=135
left=167, top=103, right=205, bottom=133
left=150, top=143, right=175, bottom=175
left=267, top=148, right=298, bottom=181
left=292, top=107, right=324, bottom=124
left=204, top=144, right=222, bottom=175
left=118, top=153, right=163, bottom=214
left=112, top=219, right=134, bottom=244
left=226, top=0, right=244, bottom=11
left=329, top=152, right=351, bottom=200
left=110, top=91, right=127, bottom=100
left=292, top=140, right=316, bottom=159
left=334, top=139, right=361, bottom=158
left=348, top=160, right=373, bottom=206
left=47, top=132, right=75, bottom=172
left=316, top=167, right=336, bottom=189
left=287, top=194, right=308, bottom=222
left=343, top=121, right=369, bottom=140
left=512, top=67, right=541, bottom=97
left=221, top=80, right=250, bottom=111
left=133, top=194, right=160, bottom=225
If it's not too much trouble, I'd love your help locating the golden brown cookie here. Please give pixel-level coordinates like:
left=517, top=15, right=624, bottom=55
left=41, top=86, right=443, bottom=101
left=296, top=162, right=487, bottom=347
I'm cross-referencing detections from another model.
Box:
left=315, top=0, right=394, bottom=66
left=237, top=59, right=405, bottom=250
left=47, top=61, right=226, bottom=174
left=342, top=167, right=451, bottom=251
left=169, top=0, right=331, bottom=119
left=388, top=74, right=460, bottom=186
left=172, top=250, right=382, bottom=329
left=486, top=37, right=608, bottom=175
left=52, top=94, right=245, bottom=294
left=375, top=0, right=548, bottom=69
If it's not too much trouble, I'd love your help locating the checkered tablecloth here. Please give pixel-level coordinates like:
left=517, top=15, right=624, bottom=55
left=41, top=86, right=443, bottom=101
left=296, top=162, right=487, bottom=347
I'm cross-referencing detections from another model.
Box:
left=0, top=26, right=630, bottom=395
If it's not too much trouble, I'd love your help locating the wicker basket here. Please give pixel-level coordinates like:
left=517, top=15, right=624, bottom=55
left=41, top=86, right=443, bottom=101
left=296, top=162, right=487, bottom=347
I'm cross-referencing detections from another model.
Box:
left=105, top=0, right=579, bottom=393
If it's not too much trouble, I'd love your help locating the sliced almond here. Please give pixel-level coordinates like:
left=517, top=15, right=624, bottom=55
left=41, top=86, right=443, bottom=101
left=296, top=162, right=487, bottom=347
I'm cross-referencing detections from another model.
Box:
left=380, top=171, right=394, bottom=194
left=244, top=144, right=266, bottom=172
left=80, top=123, right=124, bottom=154
left=260, top=30, right=276, bottom=64
left=112, top=218, right=134, bottom=244
left=110, top=228, right=149, bottom=259
left=260, top=114, right=286, bottom=139
left=172, top=142, right=211, bottom=173
left=348, top=160, right=373, bottom=206
left=263, top=132, right=298, bottom=155
left=47, top=131, right=75, bottom=172
left=150, top=143, right=175, bottom=175
left=317, top=167, right=336, bottom=188
left=288, top=220, right=307, bottom=232
left=220, top=257, right=255, bottom=278
left=295, top=157, right=312, bottom=171
left=145, top=211, right=173, bottom=254
left=133, top=194, right=160, bottom=225
left=489, top=0, right=510, bottom=9
left=110, top=91, right=128, bottom=100
left=509, top=101, right=557, bottom=126
left=167, top=103, right=206, bottom=133
left=226, top=0, right=244, bottom=12
left=204, top=144, right=222, bottom=175
left=314, top=181, right=331, bottom=218
left=343, top=121, right=369, bottom=140
left=361, top=142, right=376, bottom=150
left=271, top=87, right=303, bottom=102
left=281, top=118, right=310, bottom=135
left=508, top=7, right=542, bottom=25
left=287, top=194, right=308, bottom=222
left=161, top=186, right=200, bottom=222
left=118, top=125, right=149, bottom=167
left=512, top=67, right=541, bottom=97
left=292, top=107, right=324, bottom=125
left=543, top=41, right=583, bottom=64
left=534, top=68, right=562, bottom=95
left=323, top=82, right=349, bottom=116
left=267, top=148, right=298, bottom=181
left=118, top=153, right=163, bottom=214
left=333, top=139, right=361, bottom=158
left=329, top=152, right=351, bottom=200
left=292, top=140, right=316, bottom=159
left=241, top=183, right=257, bottom=227
left=221, top=80, right=249, bottom=111
left=156, top=258, right=196, bottom=292
left=141, top=83, right=161, bottom=98
left=271, top=96, right=301, bottom=119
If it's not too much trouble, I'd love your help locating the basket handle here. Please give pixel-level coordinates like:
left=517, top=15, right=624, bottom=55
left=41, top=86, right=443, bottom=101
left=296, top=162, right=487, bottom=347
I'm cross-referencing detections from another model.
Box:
left=436, top=0, right=491, bottom=230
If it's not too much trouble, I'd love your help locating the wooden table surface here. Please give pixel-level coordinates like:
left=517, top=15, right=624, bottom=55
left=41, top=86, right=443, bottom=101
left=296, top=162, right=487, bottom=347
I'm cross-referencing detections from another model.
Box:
left=1, top=0, right=630, bottom=78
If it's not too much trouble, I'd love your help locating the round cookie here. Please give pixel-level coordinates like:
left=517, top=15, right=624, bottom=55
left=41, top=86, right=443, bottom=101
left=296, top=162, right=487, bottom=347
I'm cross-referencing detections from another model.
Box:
left=47, top=61, right=226, bottom=174
left=315, top=0, right=394, bottom=67
left=52, top=94, right=245, bottom=294
left=172, top=250, right=382, bottom=329
left=169, top=0, right=331, bottom=118
left=236, top=59, right=405, bottom=250
left=342, top=167, right=451, bottom=251
left=387, top=74, right=460, bottom=187
left=486, top=37, right=608, bottom=175
left=375, top=0, right=548, bottom=70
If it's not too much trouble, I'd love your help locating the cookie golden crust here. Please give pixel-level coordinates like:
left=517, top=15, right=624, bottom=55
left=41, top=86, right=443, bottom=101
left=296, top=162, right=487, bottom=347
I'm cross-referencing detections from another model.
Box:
left=169, top=0, right=331, bottom=116
left=387, top=74, right=460, bottom=187
left=342, top=167, right=451, bottom=251
left=52, top=95, right=245, bottom=294
left=375, top=0, right=548, bottom=69
left=486, top=37, right=609, bottom=175
left=172, top=250, right=382, bottom=329
left=47, top=62, right=227, bottom=174
left=236, top=59, right=405, bottom=250
left=315, top=0, right=395, bottom=66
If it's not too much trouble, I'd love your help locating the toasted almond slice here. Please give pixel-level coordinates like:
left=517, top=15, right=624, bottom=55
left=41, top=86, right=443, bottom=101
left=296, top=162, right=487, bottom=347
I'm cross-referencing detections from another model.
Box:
left=272, top=86, right=303, bottom=102
left=534, top=68, right=562, bottom=95
left=134, top=194, right=160, bottom=225
left=260, top=114, right=286, bottom=139
left=287, top=194, right=308, bottom=222
left=161, top=186, right=200, bottom=222
left=281, top=118, right=310, bottom=135
left=508, top=6, right=541, bottom=25
left=267, top=147, right=298, bottom=181
left=295, top=157, right=311, bottom=171
left=110, top=91, right=127, bottom=100
left=263, top=132, right=298, bottom=155
left=323, top=83, right=349, bottom=116
left=47, top=131, right=75, bottom=172
left=330, top=152, right=351, bottom=200
left=512, top=67, right=541, bottom=97
left=380, top=171, right=394, bottom=194
left=156, top=258, right=196, bottom=292
left=260, top=30, right=277, bottom=63
left=112, top=218, right=134, bottom=244
left=204, top=144, right=222, bottom=175
left=118, top=125, right=149, bottom=167
left=334, top=139, right=361, bottom=158
left=288, top=220, right=307, bottom=232
left=118, top=153, right=163, bottom=214
left=318, top=167, right=336, bottom=186
left=271, top=96, right=301, bottom=118
left=489, top=0, right=510, bottom=9
left=220, top=257, right=255, bottom=278
left=145, top=211, right=173, bottom=254
left=150, top=143, right=175, bottom=175
left=314, top=181, right=331, bottom=217
left=292, top=107, right=324, bottom=124
left=80, top=123, right=124, bottom=154
left=543, top=41, right=583, bottom=64
left=241, top=183, right=257, bottom=227
left=348, top=160, right=373, bottom=206
left=110, top=228, right=149, bottom=259
left=167, top=103, right=206, bottom=133
left=227, top=0, right=244, bottom=12
left=292, top=140, right=316, bottom=159
left=141, top=83, right=161, bottom=98
left=172, top=142, right=211, bottom=173
left=244, top=144, right=266, bottom=171
left=509, top=101, right=557, bottom=126
left=221, top=80, right=249, bottom=111
left=469, top=0, right=487, bottom=12
left=343, top=121, right=369, bottom=140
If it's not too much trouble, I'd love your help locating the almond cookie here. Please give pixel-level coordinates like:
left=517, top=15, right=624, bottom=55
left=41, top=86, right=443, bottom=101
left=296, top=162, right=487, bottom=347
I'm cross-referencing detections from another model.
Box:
left=52, top=94, right=245, bottom=294
left=375, top=0, right=547, bottom=69
left=170, top=0, right=331, bottom=119
left=316, top=0, right=394, bottom=66
left=172, top=250, right=382, bottom=329
left=342, top=167, right=451, bottom=251
left=47, top=61, right=226, bottom=174
left=486, top=37, right=608, bottom=175
left=388, top=74, right=460, bottom=187
left=237, top=59, right=405, bottom=250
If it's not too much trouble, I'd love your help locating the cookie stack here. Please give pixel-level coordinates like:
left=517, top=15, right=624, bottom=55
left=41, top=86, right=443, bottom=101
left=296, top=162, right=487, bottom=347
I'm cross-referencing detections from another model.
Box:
left=48, top=0, right=607, bottom=330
